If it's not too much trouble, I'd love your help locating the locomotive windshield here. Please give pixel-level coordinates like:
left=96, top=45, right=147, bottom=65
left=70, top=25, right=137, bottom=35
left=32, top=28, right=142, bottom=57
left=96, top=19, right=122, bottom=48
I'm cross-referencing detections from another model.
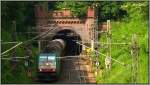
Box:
left=39, top=54, right=56, bottom=67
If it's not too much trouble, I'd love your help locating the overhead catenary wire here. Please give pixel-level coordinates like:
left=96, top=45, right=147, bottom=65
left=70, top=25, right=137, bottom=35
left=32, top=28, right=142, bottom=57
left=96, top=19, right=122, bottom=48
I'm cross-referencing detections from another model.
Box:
left=1, top=42, right=20, bottom=44
left=73, top=40, right=131, bottom=45
left=1, top=51, right=18, bottom=58
left=23, top=26, right=57, bottom=43
left=1, top=57, right=27, bottom=60
left=1, top=42, right=23, bottom=55
left=2, top=25, right=84, bottom=61
left=1, top=25, right=58, bottom=56
left=75, top=41, right=128, bottom=66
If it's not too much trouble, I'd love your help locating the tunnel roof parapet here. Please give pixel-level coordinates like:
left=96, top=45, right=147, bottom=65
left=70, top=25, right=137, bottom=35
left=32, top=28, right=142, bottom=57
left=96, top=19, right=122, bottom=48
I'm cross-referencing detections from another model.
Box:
left=35, top=4, right=101, bottom=48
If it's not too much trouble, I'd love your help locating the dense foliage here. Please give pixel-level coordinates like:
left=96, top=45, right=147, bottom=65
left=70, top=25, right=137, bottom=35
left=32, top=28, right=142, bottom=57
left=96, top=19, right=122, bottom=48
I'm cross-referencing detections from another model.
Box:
left=1, top=1, right=37, bottom=83
left=48, top=1, right=127, bottom=20
left=98, top=1, right=127, bottom=21
left=48, top=1, right=92, bottom=18
left=1, top=1, right=35, bottom=32
left=97, top=1, right=148, bottom=83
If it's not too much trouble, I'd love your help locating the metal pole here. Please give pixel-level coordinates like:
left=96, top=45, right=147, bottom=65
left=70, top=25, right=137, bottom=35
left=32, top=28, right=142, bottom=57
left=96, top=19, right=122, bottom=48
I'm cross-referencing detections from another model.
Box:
left=38, top=40, right=41, bottom=53
left=131, top=34, right=139, bottom=83
left=11, top=20, right=18, bottom=75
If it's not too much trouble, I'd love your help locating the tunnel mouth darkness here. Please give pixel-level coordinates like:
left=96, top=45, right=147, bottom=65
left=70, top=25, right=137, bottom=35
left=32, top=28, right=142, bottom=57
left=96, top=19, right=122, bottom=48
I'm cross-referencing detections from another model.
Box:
left=52, top=29, right=82, bottom=56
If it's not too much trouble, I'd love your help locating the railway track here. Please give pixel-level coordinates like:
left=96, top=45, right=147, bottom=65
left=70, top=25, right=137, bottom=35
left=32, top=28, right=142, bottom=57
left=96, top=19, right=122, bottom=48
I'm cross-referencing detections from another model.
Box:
left=51, top=53, right=96, bottom=84
left=34, top=52, right=96, bottom=84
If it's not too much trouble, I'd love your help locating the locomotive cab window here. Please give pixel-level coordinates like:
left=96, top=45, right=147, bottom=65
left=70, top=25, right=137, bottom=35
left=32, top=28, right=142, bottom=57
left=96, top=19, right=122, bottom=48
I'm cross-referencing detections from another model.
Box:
left=39, top=56, right=47, bottom=66
left=48, top=56, right=56, bottom=66
left=39, top=54, right=56, bottom=67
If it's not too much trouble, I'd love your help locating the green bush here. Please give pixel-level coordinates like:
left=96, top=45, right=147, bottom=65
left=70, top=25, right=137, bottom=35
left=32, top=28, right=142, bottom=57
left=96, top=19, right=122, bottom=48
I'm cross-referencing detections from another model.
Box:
left=96, top=1, right=148, bottom=83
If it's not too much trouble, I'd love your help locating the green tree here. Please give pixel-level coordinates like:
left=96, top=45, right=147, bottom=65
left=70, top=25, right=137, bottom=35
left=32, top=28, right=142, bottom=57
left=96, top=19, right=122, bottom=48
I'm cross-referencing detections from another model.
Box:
left=98, top=1, right=127, bottom=21
left=121, top=1, right=148, bottom=21
left=54, top=1, right=93, bottom=18
left=1, top=1, right=35, bottom=32
left=51, top=1, right=127, bottom=20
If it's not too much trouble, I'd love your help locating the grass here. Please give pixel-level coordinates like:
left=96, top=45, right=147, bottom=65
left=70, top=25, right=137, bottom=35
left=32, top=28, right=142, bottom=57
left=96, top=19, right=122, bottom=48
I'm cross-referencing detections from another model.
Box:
left=96, top=18, right=148, bottom=83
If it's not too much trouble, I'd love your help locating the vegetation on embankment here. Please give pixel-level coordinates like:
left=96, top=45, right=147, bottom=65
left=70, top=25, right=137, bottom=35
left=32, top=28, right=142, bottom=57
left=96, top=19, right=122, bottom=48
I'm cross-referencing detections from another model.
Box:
left=1, top=29, right=39, bottom=83
left=96, top=2, right=148, bottom=83
left=1, top=2, right=38, bottom=83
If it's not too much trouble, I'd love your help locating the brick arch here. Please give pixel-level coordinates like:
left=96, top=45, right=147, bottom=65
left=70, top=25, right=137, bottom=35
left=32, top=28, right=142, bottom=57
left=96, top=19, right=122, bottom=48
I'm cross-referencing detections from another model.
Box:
left=40, top=25, right=82, bottom=41
left=35, top=5, right=97, bottom=52
left=52, top=28, right=82, bottom=56
left=54, top=26, right=83, bottom=41
left=57, top=26, right=76, bottom=31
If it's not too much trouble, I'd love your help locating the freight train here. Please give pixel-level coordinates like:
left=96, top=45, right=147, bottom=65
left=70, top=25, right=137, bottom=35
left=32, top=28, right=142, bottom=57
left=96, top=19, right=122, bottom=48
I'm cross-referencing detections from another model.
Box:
left=37, top=39, right=65, bottom=81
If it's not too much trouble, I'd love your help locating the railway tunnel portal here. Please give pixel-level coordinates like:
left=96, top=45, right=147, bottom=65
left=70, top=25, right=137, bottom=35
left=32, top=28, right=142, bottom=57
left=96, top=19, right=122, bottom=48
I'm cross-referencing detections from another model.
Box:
left=35, top=3, right=98, bottom=56
left=52, top=29, right=82, bottom=56
left=34, top=3, right=101, bottom=83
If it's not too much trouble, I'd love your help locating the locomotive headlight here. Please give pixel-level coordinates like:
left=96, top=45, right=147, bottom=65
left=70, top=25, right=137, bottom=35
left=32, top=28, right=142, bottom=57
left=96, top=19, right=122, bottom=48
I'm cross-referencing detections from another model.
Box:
left=52, top=68, right=56, bottom=71
left=46, top=62, right=49, bottom=65
left=39, top=68, right=42, bottom=71
left=51, top=67, right=56, bottom=71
